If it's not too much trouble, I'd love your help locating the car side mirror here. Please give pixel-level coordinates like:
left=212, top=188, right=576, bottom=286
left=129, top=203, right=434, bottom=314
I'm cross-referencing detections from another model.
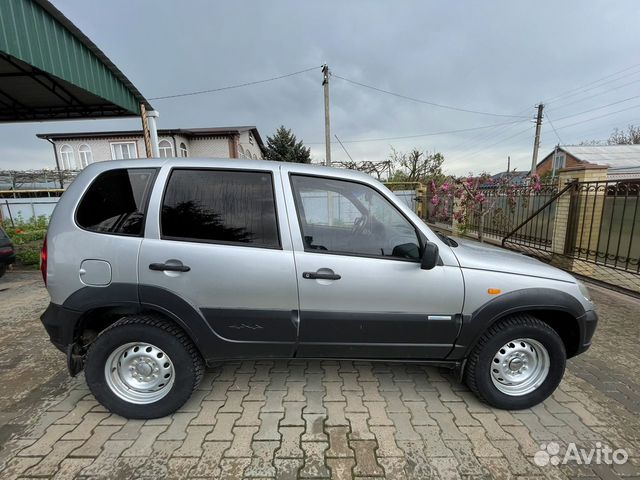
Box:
left=421, top=241, right=439, bottom=270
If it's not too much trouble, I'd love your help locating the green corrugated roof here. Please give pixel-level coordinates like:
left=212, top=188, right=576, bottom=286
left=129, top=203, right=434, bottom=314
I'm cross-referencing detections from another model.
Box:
left=0, top=0, right=151, bottom=121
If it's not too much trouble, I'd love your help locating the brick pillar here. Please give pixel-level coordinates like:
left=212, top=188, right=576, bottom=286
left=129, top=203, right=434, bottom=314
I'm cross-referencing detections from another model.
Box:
left=551, top=164, right=608, bottom=271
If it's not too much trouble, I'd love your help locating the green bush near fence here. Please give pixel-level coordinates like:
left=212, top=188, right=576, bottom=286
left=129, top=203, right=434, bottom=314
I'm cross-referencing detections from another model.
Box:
left=3, top=215, right=48, bottom=267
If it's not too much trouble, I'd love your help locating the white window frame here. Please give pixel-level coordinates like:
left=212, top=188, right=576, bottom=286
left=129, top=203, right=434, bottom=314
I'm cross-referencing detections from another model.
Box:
left=59, top=144, right=75, bottom=170
left=553, top=152, right=566, bottom=171
left=179, top=142, right=188, bottom=157
left=110, top=141, right=138, bottom=160
left=78, top=144, right=93, bottom=168
left=159, top=139, right=174, bottom=158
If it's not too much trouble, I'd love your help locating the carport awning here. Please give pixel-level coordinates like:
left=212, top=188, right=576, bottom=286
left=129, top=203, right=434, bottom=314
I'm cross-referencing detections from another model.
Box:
left=0, top=0, right=151, bottom=122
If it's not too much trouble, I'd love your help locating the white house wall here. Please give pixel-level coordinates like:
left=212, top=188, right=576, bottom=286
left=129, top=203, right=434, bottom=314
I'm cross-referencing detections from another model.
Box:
left=50, top=135, right=248, bottom=170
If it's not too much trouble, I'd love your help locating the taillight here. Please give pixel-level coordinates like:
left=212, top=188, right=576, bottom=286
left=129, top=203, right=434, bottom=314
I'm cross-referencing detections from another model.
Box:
left=40, top=237, right=47, bottom=285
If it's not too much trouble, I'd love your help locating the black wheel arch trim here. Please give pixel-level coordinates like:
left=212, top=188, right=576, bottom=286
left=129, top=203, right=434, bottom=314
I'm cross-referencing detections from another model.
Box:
left=447, top=287, right=589, bottom=361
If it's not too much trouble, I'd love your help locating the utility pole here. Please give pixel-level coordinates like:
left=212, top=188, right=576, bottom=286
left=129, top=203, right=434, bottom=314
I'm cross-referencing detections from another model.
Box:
left=140, top=103, right=153, bottom=158
left=530, top=103, right=544, bottom=176
left=507, top=155, right=511, bottom=173
left=322, top=64, right=331, bottom=166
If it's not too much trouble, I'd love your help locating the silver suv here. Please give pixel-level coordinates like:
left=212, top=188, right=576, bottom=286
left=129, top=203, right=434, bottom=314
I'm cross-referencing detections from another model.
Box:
left=40, top=159, right=597, bottom=418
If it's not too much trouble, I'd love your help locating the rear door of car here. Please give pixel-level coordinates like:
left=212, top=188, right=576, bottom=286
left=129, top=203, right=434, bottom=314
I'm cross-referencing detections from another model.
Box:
left=138, top=162, right=299, bottom=359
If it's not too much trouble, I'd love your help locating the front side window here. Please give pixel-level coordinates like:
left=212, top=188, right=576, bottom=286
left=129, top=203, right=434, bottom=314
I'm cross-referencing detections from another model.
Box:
left=111, top=142, right=138, bottom=160
left=76, top=168, right=157, bottom=235
left=161, top=169, right=280, bottom=248
left=159, top=140, right=173, bottom=158
left=291, top=175, right=421, bottom=260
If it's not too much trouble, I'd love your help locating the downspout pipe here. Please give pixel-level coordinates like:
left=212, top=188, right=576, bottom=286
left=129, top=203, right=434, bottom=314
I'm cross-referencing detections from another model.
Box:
left=46, top=138, right=64, bottom=189
left=146, top=110, right=160, bottom=157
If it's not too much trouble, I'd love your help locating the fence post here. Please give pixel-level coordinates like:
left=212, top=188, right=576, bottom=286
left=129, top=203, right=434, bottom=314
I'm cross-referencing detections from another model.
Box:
left=551, top=165, right=609, bottom=270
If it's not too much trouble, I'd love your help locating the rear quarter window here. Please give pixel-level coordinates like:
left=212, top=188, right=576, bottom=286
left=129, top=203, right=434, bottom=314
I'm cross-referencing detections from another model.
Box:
left=76, top=168, right=157, bottom=236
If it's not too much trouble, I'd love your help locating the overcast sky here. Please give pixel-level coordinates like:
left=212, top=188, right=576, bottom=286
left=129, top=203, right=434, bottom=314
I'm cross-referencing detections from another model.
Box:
left=2, top=0, right=639, bottom=175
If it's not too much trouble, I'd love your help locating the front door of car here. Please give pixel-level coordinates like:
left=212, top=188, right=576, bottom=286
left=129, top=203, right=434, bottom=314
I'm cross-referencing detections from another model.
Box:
left=284, top=173, right=464, bottom=359
left=138, top=166, right=299, bottom=359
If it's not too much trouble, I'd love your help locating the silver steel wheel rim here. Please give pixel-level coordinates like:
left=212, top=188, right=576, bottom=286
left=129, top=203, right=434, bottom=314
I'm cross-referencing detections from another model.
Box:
left=490, top=338, right=550, bottom=396
left=105, top=342, right=175, bottom=404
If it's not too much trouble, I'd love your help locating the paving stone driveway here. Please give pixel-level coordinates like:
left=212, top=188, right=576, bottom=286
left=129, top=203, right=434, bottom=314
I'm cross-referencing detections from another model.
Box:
left=0, top=271, right=639, bottom=479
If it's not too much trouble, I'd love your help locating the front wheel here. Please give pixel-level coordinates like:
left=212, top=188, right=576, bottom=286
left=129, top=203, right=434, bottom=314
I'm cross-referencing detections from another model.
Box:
left=464, top=313, right=566, bottom=410
left=85, top=315, right=204, bottom=419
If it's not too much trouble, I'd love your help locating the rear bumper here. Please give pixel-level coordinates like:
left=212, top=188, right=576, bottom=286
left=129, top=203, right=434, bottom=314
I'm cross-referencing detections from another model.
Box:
left=574, top=309, right=598, bottom=356
left=40, top=302, right=81, bottom=353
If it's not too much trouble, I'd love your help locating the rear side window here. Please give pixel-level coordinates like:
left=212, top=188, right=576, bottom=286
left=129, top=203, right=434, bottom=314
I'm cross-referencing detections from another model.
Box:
left=161, top=169, right=280, bottom=248
left=76, top=168, right=157, bottom=236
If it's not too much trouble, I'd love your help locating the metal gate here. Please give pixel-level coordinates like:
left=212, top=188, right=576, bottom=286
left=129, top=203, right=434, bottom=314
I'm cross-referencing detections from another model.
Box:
left=503, top=178, right=640, bottom=295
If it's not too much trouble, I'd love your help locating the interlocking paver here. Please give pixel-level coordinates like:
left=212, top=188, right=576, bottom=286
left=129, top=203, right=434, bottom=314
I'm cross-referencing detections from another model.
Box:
left=275, top=426, right=304, bottom=459
left=243, top=440, right=279, bottom=477
left=370, top=426, right=403, bottom=457
left=302, top=413, right=328, bottom=441
left=326, top=426, right=354, bottom=458
left=224, top=426, right=258, bottom=457
left=189, top=441, right=230, bottom=477
left=299, top=441, right=330, bottom=478
left=172, top=425, right=213, bottom=457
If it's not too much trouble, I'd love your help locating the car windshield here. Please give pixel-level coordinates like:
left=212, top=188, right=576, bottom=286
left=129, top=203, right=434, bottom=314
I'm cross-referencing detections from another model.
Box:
left=435, top=231, right=458, bottom=247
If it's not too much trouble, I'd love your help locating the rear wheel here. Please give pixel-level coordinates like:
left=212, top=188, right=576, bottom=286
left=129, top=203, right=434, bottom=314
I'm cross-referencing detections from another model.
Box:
left=464, top=313, right=566, bottom=410
left=85, top=315, right=204, bottom=419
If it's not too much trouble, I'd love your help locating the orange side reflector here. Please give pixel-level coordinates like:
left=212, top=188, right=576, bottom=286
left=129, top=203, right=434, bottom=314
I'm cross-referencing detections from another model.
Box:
left=488, top=288, right=502, bottom=295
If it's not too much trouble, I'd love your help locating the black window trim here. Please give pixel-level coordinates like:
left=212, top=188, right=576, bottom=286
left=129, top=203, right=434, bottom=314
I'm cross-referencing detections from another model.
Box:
left=159, top=167, right=283, bottom=250
left=74, top=167, right=159, bottom=238
left=289, top=173, right=424, bottom=263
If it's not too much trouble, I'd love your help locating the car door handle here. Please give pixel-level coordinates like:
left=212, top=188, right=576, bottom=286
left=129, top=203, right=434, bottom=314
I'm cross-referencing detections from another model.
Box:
left=149, top=263, right=191, bottom=272
left=303, top=271, right=341, bottom=280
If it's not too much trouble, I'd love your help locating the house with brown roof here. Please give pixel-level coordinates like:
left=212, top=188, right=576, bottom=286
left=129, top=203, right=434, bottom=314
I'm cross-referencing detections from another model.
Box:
left=37, top=126, right=265, bottom=170
left=535, top=144, right=640, bottom=180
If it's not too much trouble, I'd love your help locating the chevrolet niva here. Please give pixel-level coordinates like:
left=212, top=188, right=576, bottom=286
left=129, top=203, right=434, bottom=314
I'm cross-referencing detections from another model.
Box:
left=40, top=159, right=597, bottom=418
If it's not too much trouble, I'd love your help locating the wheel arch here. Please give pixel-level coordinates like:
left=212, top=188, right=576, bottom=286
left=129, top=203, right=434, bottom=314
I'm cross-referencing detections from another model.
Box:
left=450, top=288, right=587, bottom=362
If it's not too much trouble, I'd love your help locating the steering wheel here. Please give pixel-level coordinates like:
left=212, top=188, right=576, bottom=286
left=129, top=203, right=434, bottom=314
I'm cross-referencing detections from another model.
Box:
left=352, top=216, right=367, bottom=235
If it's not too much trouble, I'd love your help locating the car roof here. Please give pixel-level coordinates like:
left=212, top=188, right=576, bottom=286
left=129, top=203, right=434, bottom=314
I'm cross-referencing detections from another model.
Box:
left=82, top=158, right=377, bottom=184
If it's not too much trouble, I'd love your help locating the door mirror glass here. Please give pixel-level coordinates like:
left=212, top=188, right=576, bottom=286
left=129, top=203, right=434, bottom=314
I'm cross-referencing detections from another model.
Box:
left=421, top=241, right=439, bottom=270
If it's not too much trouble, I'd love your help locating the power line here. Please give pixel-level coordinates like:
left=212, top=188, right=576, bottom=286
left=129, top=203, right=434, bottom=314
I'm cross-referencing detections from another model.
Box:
left=332, top=74, right=528, bottom=119
left=552, top=95, right=640, bottom=122
left=149, top=66, right=321, bottom=100
left=306, top=119, right=527, bottom=145
left=549, top=77, right=640, bottom=112
left=545, top=112, right=564, bottom=144
left=453, top=125, right=535, bottom=162
left=543, top=62, right=640, bottom=104
left=554, top=104, right=640, bottom=130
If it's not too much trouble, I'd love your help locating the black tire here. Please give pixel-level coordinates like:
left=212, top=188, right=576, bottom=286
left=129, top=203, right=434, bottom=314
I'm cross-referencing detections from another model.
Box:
left=0, top=264, right=6, bottom=278
left=464, top=313, right=566, bottom=410
left=84, top=315, right=204, bottom=419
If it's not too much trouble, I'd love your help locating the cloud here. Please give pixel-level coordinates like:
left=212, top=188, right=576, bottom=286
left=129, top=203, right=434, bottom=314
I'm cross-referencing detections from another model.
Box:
left=1, top=0, right=638, bottom=176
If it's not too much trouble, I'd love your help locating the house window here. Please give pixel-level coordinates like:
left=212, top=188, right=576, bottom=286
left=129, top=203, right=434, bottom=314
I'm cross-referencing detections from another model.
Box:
left=553, top=152, right=566, bottom=172
left=60, top=145, right=75, bottom=170
left=78, top=144, right=93, bottom=168
left=238, top=145, right=245, bottom=158
left=159, top=140, right=174, bottom=158
left=179, top=142, right=188, bottom=157
left=248, top=132, right=254, bottom=145
left=111, top=142, right=138, bottom=160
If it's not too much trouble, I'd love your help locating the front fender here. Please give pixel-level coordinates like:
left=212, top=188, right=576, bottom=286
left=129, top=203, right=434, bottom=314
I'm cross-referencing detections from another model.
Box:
left=447, top=288, right=587, bottom=360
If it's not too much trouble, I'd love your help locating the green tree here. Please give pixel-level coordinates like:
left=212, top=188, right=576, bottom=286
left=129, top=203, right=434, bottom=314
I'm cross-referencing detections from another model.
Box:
left=264, top=126, right=311, bottom=163
left=386, top=148, right=445, bottom=184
